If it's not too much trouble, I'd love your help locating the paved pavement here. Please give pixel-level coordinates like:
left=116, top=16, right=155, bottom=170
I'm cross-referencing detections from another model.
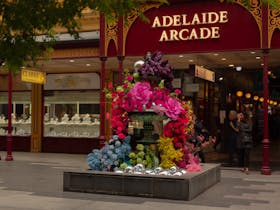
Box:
left=0, top=151, right=280, bottom=210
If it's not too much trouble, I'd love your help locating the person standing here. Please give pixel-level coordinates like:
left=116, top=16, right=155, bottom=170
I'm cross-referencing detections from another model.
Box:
left=237, top=112, right=253, bottom=174
left=226, top=110, right=239, bottom=166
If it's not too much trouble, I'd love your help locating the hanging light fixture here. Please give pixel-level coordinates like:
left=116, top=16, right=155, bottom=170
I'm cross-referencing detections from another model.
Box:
left=245, top=93, right=251, bottom=99
left=259, top=97, right=264, bottom=102
left=236, top=90, right=243, bottom=97
left=253, top=95, right=259, bottom=101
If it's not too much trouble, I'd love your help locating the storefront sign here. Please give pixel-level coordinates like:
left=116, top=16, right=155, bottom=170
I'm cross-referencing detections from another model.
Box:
left=194, top=65, right=215, bottom=82
left=21, top=69, right=46, bottom=84
left=45, top=73, right=100, bottom=90
left=125, top=1, right=260, bottom=55
left=152, top=11, right=228, bottom=42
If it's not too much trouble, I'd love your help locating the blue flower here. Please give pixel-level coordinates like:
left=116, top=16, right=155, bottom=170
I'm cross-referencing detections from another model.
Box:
left=115, top=141, right=121, bottom=147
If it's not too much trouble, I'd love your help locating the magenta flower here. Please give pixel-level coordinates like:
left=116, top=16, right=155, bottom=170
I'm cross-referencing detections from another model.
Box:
left=164, top=97, right=184, bottom=120
left=174, top=89, right=181, bottom=95
left=126, top=82, right=152, bottom=111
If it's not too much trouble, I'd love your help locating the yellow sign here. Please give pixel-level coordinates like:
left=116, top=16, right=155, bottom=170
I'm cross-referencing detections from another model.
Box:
left=194, top=65, right=215, bottom=82
left=21, top=69, right=46, bottom=84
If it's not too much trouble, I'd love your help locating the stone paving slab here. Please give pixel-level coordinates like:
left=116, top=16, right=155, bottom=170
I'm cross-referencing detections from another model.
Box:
left=0, top=152, right=280, bottom=210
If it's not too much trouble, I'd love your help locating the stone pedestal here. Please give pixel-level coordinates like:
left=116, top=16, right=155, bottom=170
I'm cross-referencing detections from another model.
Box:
left=63, top=163, right=220, bottom=200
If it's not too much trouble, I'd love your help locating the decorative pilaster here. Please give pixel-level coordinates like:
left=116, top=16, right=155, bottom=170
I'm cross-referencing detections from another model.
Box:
left=268, top=5, right=280, bottom=48
left=118, top=56, right=125, bottom=85
left=104, top=17, right=118, bottom=56
left=99, top=57, right=107, bottom=148
left=6, top=69, right=13, bottom=160
left=31, top=83, right=43, bottom=152
left=122, top=3, right=162, bottom=55
left=261, top=0, right=271, bottom=175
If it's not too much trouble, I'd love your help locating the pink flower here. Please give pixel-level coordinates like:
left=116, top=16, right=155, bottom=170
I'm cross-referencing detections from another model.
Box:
left=151, top=105, right=166, bottom=116
left=126, top=82, right=152, bottom=110
left=164, top=97, right=184, bottom=120
left=174, top=89, right=181, bottom=95
left=186, top=154, right=202, bottom=172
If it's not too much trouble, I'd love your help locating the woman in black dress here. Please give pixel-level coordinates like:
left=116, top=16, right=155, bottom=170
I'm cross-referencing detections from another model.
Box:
left=237, top=112, right=253, bottom=174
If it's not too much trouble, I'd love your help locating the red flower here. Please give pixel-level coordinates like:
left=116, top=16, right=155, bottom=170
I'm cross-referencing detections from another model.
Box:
left=118, top=133, right=126, bottom=140
left=126, top=75, right=133, bottom=82
left=108, top=82, right=113, bottom=89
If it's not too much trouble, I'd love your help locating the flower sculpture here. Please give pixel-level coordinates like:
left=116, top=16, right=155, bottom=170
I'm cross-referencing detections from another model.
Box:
left=89, top=51, right=203, bottom=172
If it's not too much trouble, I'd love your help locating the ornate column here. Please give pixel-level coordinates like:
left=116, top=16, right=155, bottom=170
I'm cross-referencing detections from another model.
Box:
left=261, top=49, right=271, bottom=175
left=118, top=56, right=125, bottom=85
left=99, top=57, right=107, bottom=148
left=31, top=83, right=43, bottom=152
left=261, top=3, right=271, bottom=175
left=6, top=69, right=13, bottom=161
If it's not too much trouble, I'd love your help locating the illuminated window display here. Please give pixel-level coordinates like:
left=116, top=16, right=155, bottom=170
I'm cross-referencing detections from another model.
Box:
left=43, top=90, right=100, bottom=138
left=0, top=92, right=31, bottom=136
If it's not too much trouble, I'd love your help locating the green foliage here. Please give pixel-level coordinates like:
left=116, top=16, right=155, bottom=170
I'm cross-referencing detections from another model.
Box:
left=0, top=0, right=278, bottom=73
left=128, top=144, right=159, bottom=168
left=0, top=0, right=167, bottom=73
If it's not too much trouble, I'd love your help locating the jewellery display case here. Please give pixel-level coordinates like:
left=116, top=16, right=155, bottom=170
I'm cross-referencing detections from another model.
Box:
left=43, top=90, right=100, bottom=138
left=44, top=113, right=100, bottom=138
left=0, top=92, right=32, bottom=136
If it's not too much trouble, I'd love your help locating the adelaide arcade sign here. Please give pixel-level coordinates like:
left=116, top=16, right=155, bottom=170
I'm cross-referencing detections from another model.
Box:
left=151, top=11, right=229, bottom=42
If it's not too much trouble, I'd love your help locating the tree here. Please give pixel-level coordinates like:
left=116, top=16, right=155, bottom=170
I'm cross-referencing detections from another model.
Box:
left=0, top=0, right=279, bottom=72
left=0, top=0, right=167, bottom=72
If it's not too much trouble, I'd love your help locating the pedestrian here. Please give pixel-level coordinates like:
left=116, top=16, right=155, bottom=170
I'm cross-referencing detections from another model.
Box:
left=226, top=110, right=239, bottom=166
left=237, top=112, right=253, bottom=174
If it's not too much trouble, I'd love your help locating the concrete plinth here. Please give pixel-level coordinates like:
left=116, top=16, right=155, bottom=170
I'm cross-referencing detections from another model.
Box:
left=63, top=163, right=220, bottom=201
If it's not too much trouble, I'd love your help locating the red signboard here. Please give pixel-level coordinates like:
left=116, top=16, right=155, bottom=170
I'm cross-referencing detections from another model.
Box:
left=125, top=1, right=260, bottom=56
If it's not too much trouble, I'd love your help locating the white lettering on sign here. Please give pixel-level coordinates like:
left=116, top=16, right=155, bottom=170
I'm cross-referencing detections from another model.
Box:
left=152, top=11, right=228, bottom=42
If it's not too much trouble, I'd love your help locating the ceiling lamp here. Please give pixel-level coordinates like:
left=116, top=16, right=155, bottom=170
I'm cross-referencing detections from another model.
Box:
left=253, top=95, right=259, bottom=101
left=236, top=66, right=242, bottom=71
left=273, top=101, right=277, bottom=106
left=236, top=91, right=243, bottom=97
left=245, top=93, right=251, bottom=99
left=269, top=100, right=274, bottom=105
left=259, top=97, right=264, bottom=102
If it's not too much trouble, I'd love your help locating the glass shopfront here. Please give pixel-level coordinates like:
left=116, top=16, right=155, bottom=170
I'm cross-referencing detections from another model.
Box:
left=0, top=92, right=31, bottom=136
left=43, top=72, right=101, bottom=138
